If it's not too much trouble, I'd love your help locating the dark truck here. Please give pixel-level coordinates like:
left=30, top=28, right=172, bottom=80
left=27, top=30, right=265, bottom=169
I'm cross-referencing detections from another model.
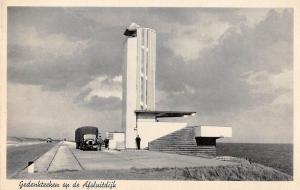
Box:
left=75, top=126, right=100, bottom=150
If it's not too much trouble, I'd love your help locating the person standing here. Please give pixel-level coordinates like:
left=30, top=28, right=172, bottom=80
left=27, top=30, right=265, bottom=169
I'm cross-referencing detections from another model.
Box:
left=135, top=135, right=141, bottom=150
left=97, top=136, right=104, bottom=151
left=104, top=138, right=109, bottom=150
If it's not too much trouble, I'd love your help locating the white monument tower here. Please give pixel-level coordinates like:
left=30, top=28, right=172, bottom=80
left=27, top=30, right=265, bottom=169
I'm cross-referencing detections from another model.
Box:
left=122, top=23, right=156, bottom=148
left=121, top=23, right=232, bottom=151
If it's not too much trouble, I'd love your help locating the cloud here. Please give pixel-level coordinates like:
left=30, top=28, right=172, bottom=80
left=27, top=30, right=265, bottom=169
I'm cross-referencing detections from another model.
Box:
left=8, top=8, right=125, bottom=91
left=82, top=96, right=121, bottom=111
left=8, top=28, right=123, bottom=90
left=73, top=75, right=122, bottom=111
left=156, top=9, right=293, bottom=115
left=7, top=8, right=293, bottom=143
left=7, top=83, right=122, bottom=139
left=245, top=69, right=292, bottom=93
left=7, top=7, right=259, bottom=90
left=12, top=26, right=91, bottom=57
left=8, top=7, right=96, bottom=39
left=166, top=20, right=230, bottom=62
left=84, top=75, right=122, bottom=100
left=7, top=83, right=121, bottom=140
left=154, top=9, right=293, bottom=143
left=235, top=8, right=269, bottom=28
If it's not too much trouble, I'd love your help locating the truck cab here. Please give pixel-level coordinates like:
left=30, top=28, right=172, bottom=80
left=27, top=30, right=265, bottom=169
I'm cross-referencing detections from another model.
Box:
left=81, top=134, right=99, bottom=150
left=75, top=126, right=101, bottom=151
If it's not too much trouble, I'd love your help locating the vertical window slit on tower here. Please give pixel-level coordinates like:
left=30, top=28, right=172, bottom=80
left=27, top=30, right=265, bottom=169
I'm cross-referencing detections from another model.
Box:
left=141, top=49, right=144, bottom=73
left=141, top=29, right=144, bottom=46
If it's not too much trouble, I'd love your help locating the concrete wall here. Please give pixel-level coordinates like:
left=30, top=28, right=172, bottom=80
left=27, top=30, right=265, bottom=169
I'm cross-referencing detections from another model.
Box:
left=194, top=126, right=232, bottom=138
left=108, top=133, right=125, bottom=150
left=137, top=122, right=187, bottom=149
left=122, top=37, right=138, bottom=149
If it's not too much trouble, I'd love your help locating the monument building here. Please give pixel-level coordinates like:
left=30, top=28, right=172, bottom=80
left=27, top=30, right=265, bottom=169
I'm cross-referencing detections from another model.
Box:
left=122, top=23, right=156, bottom=148
left=108, top=23, right=232, bottom=156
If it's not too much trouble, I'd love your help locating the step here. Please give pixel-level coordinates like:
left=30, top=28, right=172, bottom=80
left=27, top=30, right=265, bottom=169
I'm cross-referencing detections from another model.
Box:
left=150, top=148, right=216, bottom=151
left=154, top=136, right=195, bottom=139
left=150, top=143, right=197, bottom=145
left=149, top=143, right=198, bottom=147
left=151, top=140, right=196, bottom=143
left=151, top=139, right=196, bottom=142
left=156, top=151, right=216, bottom=156
left=148, top=126, right=217, bottom=157
left=149, top=147, right=216, bottom=151
left=149, top=147, right=215, bottom=150
left=150, top=142, right=212, bottom=145
left=156, top=150, right=216, bottom=153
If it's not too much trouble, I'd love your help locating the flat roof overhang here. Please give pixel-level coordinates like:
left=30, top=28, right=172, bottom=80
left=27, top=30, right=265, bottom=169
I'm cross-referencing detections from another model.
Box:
left=135, top=110, right=196, bottom=118
left=194, top=126, right=232, bottom=138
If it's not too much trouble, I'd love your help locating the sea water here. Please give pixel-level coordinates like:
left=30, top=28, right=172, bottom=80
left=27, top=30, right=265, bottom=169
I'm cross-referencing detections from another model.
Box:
left=216, top=143, right=293, bottom=175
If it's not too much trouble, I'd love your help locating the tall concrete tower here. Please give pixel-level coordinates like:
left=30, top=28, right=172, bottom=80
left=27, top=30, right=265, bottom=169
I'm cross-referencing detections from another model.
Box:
left=122, top=23, right=156, bottom=148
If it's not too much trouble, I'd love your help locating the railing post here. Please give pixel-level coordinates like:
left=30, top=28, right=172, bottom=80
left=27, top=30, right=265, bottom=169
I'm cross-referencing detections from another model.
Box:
left=28, top=161, right=35, bottom=173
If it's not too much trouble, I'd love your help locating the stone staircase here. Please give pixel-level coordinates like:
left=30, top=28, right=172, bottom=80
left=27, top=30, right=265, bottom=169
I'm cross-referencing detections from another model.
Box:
left=148, top=126, right=216, bottom=157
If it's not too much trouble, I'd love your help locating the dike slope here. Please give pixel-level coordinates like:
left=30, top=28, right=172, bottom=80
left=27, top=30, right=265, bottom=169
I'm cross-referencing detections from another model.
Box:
left=14, top=162, right=292, bottom=180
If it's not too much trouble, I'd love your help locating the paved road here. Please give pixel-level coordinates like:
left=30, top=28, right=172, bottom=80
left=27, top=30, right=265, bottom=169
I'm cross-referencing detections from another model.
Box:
left=69, top=143, right=235, bottom=170
left=13, top=141, right=237, bottom=179
left=48, top=142, right=82, bottom=172
left=7, top=142, right=57, bottom=177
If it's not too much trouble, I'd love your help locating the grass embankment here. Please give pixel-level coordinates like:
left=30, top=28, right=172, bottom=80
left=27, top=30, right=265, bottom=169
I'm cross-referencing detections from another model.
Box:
left=17, top=162, right=292, bottom=180
left=131, top=162, right=292, bottom=181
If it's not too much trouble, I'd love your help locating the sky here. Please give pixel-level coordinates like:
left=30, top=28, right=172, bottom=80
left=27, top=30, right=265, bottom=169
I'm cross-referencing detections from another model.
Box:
left=7, top=7, right=293, bottom=143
